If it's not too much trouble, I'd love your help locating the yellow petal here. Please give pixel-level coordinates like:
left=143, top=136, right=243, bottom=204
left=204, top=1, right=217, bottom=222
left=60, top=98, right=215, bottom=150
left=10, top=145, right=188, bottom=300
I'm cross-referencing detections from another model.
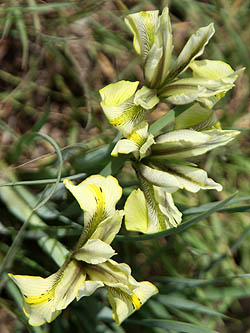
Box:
left=125, top=10, right=159, bottom=59
left=86, top=259, right=137, bottom=293
left=8, top=260, right=86, bottom=326
left=90, top=211, right=124, bottom=244
left=124, top=188, right=148, bottom=234
left=64, top=175, right=122, bottom=241
left=100, top=81, right=148, bottom=137
left=100, top=80, right=139, bottom=107
left=73, top=239, right=116, bottom=264
left=190, top=59, right=234, bottom=79
left=106, top=280, right=158, bottom=325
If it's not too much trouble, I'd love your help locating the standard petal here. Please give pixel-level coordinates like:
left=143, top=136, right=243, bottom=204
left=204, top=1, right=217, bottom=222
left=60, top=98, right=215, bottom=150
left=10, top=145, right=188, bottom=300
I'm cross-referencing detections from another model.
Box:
left=124, top=10, right=159, bottom=60
left=144, top=44, right=164, bottom=87
left=157, top=6, right=173, bottom=86
left=111, top=139, right=139, bottom=157
left=134, top=86, right=159, bottom=109
left=86, top=259, right=138, bottom=293
left=112, top=121, right=155, bottom=160
left=73, top=239, right=116, bottom=264
left=166, top=23, right=215, bottom=82
left=77, top=280, right=104, bottom=300
left=156, top=190, right=182, bottom=228
left=160, top=84, right=206, bottom=105
left=124, top=188, right=149, bottom=234
left=100, top=80, right=147, bottom=136
left=151, top=129, right=240, bottom=159
left=90, top=211, right=124, bottom=244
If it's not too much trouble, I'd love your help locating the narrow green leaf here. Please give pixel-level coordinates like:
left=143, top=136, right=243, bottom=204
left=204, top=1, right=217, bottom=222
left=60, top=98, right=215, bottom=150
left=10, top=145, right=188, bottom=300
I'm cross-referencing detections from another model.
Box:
left=22, top=3, right=75, bottom=13
left=158, top=294, right=230, bottom=319
left=127, top=319, right=219, bottom=333
left=14, top=8, right=29, bottom=68
left=100, top=155, right=127, bottom=177
left=183, top=195, right=249, bottom=215
left=149, top=110, right=175, bottom=136
left=155, top=274, right=250, bottom=290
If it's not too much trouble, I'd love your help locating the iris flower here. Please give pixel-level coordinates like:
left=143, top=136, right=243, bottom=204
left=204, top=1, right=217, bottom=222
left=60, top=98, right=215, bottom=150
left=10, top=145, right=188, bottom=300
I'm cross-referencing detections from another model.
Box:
left=100, top=6, right=241, bottom=160
left=124, top=128, right=239, bottom=234
left=125, top=7, right=239, bottom=108
left=9, top=175, right=158, bottom=326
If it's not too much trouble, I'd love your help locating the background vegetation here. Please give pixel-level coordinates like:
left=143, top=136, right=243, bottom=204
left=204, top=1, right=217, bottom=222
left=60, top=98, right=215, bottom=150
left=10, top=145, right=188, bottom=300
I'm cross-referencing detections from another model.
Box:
left=0, top=0, right=249, bottom=332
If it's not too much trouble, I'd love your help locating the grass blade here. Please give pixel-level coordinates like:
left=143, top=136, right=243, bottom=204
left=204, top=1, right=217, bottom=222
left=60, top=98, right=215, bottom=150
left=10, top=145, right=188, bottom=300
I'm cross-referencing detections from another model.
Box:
left=127, top=319, right=219, bottom=333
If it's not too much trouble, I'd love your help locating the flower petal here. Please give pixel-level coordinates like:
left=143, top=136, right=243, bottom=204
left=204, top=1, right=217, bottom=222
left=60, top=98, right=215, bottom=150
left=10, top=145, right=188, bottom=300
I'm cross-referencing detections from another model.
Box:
left=53, top=261, right=86, bottom=310
left=100, top=80, right=139, bottom=106
left=174, top=103, right=216, bottom=130
left=160, top=84, right=206, bottom=105
left=134, top=86, right=159, bottom=109
left=86, top=259, right=138, bottom=293
left=9, top=260, right=86, bottom=326
left=73, top=239, right=116, bottom=264
left=144, top=44, right=164, bottom=87
left=190, top=59, right=235, bottom=80
left=112, top=121, right=155, bottom=160
left=151, top=129, right=240, bottom=159
left=9, top=272, right=61, bottom=326
left=157, top=6, right=173, bottom=86
left=124, top=175, right=182, bottom=234
left=111, top=139, right=139, bottom=157
left=125, top=10, right=159, bottom=60
left=137, top=163, right=182, bottom=193
left=160, top=76, right=234, bottom=107
left=164, top=163, right=223, bottom=192
left=156, top=190, right=182, bottom=228
left=189, top=60, right=243, bottom=108
left=100, top=80, right=147, bottom=136
left=106, top=281, right=158, bottom=325
left=166, top=23, right=215, bottom=82
left=64, top=175, right=122, bottom=242
left=77, top=280, right=104, bottom=300
left=90, top=211, right=124, bottom=244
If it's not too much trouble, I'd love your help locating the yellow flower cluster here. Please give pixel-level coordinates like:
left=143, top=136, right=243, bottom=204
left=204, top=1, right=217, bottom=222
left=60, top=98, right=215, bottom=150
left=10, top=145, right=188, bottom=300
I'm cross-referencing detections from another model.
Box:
left=9, top=6, right=243, bottom=327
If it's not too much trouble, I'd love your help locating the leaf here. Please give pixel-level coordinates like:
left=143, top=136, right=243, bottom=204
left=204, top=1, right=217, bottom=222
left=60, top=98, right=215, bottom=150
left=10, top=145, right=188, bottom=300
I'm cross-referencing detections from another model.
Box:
left=14, top=8, right=29, bottom=69
left=158, top=294, right=230, bottom=319
left=100, top=155, right=127, bottom=177
left=149, top=110, right=175, bottom=136
left=127, top=319, right=219, bottom=333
